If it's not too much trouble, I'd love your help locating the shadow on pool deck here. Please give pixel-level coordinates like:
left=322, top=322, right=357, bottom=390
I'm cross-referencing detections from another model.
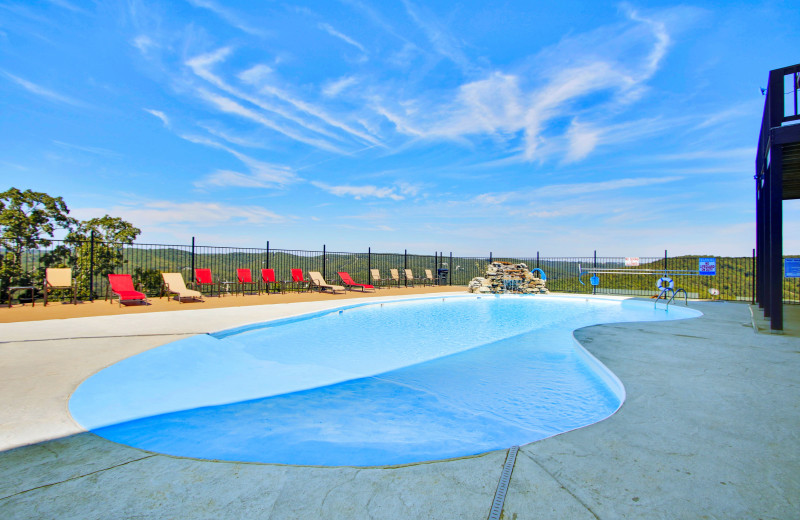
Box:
left=0, top=298, right=798, bottom=519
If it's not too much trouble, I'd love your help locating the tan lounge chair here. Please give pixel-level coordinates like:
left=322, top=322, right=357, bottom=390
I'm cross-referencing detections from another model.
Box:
left=423, top=269, right=435, bottom=286
left=43, top=267, right=77, bottom=306
left=161, top=272, right=204, bottom=303
left=403, top=269, right=416, bottom=287
left=370, top=269, right=391, bottom=289
left=308, top=271, right=346, bottom=294
left=390, top=269, right=401, bottom=287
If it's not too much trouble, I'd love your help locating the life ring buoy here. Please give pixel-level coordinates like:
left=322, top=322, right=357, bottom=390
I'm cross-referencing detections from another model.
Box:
left=657, top=277, right=674, bottom=292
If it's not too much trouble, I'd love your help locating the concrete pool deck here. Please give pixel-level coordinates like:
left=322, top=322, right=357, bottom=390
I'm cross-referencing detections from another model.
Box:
left=0, top=294, right=798, bottom=519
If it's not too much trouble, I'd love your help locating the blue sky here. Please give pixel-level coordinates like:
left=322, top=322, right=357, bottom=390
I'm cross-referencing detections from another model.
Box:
left=1, top=0, right=798, bottom=256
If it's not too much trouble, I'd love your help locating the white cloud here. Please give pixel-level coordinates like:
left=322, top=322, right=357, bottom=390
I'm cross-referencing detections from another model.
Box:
left=323, top=76, right=359, bottom=98
left=46, top=0, right=88, bottom=14
left=52, top=140, right=121, bottom=156
left=186, top=0, right=268, bottom=37
left=144, top=108, right=169, bottom=127
left=186, top=49, right=378, bottom=149
left=131, top=35, right=156, bottom=54
left=179, top=133, right=299, bottom=188
left=474, top=176, right=683, bottom=207
left=106, top=200, right=288, bottom=227
left=401, top=0, right=474, bottom=74
left=238, top=64, right=272, bottom=85
left=372, top=8, right=675, bottom=163
left=318, top=23, right=366, bottom=53
left=194, top=88, right=343, bottom=152
left=311, top=181, right=405, bottom=200
left=564, top=120, right=600, bottom=163
left=1, top=70, right=88, bottom=108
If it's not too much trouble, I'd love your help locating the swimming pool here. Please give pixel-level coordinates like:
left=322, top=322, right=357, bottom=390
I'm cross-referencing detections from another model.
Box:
left=69, top=295, right=701, bottom=466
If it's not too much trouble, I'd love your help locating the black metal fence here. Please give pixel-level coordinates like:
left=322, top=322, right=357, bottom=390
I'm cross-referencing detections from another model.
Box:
left=4, top=238, right=799, bottom=304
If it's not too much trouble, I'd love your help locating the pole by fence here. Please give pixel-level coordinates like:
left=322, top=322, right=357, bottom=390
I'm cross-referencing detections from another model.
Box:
left=89, top=230, right=95, bottom=301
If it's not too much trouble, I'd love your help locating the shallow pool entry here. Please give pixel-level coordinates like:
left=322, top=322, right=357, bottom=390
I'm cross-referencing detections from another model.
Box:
left=70, top=296, right=700, bottom=466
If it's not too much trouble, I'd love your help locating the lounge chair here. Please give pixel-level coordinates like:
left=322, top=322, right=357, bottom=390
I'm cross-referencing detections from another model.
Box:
left=237, top=268, right=259, bottom=295
left=261, top=268, right=284, bottom=294
left=308, top=271, right=346, bottom=294
left=423, top=269, right=435, bottom=286
left=370, top=269, right=391, bottom=289
left=161, top=272, right=203, bottom=303
left=107, top=274, right=148, bottom=307
left=390, top=269, right=401, bottom=288
left=290, top=268, right=312, bottom=292
left=403, top=269, right=417, bottom=287
left=337, top=272, right=375, bottom=292
left=194, top=268, right=219, bottom=297
left=43, top=267, right=77, bottom=305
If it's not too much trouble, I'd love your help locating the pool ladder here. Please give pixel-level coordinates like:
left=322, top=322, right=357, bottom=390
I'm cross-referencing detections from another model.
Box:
left=655, top=288, right=688, bottom=310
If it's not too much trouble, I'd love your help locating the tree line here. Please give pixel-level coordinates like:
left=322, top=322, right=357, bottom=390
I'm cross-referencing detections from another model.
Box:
left=0, top=187, right=140, bottom=300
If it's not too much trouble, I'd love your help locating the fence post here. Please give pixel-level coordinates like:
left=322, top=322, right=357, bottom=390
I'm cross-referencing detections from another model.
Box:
left=404, top=249, right=408, bottom=287
left=537, top=251, right=539, bottom=269
left=752, top=248, right=756, bottom=305
left=449, top=252, right=453, bottom=285
left=89, top=230, right=95, bottom=301
left=593, top=250, right=597, bottom=295
left=266, top=241, right=270, bottom=269
left=489, top=251, right=493, bottom=263
left=191, top=237, right=196, bottom=282
left=664, top=249, right=668, bottom=272
left=323, top=244, right=327, bottom=280
left=368, top=247, right=371, bottom=280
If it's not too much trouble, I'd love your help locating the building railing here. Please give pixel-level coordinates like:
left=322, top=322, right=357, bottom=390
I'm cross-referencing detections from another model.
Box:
left=4, top=238, right=796, bottom=305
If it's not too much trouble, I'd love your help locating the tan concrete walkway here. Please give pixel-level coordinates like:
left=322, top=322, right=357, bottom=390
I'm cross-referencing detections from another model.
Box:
left=0, top=295, right=798, bottom=519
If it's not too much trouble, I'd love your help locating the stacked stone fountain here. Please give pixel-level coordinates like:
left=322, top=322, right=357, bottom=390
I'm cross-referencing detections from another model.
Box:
left=467, top=261, right=549, bottom=294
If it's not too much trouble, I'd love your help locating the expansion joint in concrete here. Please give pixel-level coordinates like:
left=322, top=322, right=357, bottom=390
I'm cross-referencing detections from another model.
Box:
left=0, top=454, right=157, bottom=501
left=518, top=449, right=601, bottom=520
left=0, top=333, right=204, bottom=345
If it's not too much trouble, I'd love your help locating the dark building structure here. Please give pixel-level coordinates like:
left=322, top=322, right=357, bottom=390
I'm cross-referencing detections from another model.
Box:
left=756, top=63, right=800, bottom=331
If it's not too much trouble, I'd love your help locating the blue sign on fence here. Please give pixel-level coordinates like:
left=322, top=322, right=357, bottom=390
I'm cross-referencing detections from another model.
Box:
left=699, top=257, right=716, bottom=275
left=786, top=258, right=800, bottom=278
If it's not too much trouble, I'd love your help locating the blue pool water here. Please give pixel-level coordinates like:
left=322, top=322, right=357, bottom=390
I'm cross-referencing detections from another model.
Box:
left=69, top=295, right=700, bottom=466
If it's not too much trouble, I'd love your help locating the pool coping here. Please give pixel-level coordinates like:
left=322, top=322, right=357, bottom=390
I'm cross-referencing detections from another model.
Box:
left=1, top=294, right=798, bottom=519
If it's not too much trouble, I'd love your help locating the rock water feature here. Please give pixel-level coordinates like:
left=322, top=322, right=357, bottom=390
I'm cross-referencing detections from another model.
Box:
left=467, top=261, right=549, bottom=294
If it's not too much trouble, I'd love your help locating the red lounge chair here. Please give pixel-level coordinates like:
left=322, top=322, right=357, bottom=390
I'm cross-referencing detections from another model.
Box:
left=236, top=269, right=258, bottom=296
left=194, top=268, right=218, bottom=297
left=261, top=268, right=284, bottom=294
left=107, top=274, right=148, bottom=307
left=290, top=269, right=312, bottom=292
left=337, top=272, right=375, bottom=292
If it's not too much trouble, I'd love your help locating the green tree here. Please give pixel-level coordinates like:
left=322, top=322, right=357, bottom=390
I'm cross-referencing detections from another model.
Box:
left=0, top=188, right=75, bottom=297
left=64, top=216, right=142, bottom=299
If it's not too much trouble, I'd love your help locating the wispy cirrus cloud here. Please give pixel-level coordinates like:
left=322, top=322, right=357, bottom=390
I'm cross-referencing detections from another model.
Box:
left=46, top=0, right=89, bottom=14
left=186, top=48, right=379, bottom=150
left=179, top=134, right=299, bottom=189
left=52, top=140, right=121, bottom=157
left=474, top=175, right=684, bottom=207
left=311, top=181, right=406, bottom=200
left=84, top=200, right=289, bottom=227
left=195, top=87, right=340, bottom=152
left=373, top=6, right=677, bottom=163
left=144, top=108, right=169, bottom=127
left=186, top=0, right=269, bottom=37
left=318, top=23, right=366, bottom=53
left=1, top=70, right=89, bottom=108
left=322, top=75, right=359, bottom=98
left=401, top=0, right=474, bottom=74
